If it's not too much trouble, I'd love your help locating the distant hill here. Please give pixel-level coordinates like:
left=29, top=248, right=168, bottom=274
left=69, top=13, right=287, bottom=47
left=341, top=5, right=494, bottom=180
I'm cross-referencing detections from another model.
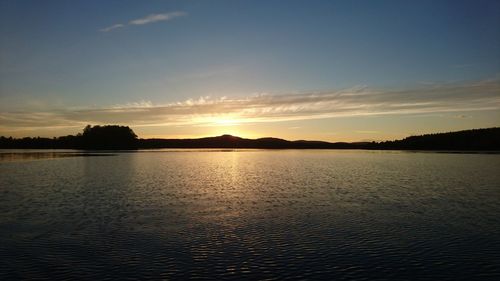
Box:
left=0, top=126, right=499, bottom=150
left=140, top=134, right=357, bottom=149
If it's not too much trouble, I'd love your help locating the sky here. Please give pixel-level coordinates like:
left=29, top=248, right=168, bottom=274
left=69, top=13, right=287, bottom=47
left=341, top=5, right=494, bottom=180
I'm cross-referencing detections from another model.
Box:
left=0, top=0, right=499, bottom=141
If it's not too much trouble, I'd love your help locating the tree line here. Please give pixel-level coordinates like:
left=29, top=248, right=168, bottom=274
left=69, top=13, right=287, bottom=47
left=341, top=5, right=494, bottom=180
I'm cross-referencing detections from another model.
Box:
left=1, top=125, right=499, bottom=150
left=0, top=125, right=138, bottom=149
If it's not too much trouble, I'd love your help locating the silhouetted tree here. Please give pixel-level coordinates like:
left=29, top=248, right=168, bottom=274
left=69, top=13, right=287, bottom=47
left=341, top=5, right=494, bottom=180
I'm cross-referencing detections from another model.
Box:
left=80, top=125, right=138, bottom=149
left=373, top=128, right=500, bottom=150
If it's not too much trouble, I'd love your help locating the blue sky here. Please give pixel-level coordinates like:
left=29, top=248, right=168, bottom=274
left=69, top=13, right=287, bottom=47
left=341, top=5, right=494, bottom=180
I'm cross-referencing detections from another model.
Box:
left=0, top=0, right=499, bottom=140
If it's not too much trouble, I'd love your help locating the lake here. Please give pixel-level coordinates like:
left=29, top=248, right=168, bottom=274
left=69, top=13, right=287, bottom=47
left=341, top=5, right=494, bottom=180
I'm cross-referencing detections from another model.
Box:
left=1, top=149, right=499, bottom=280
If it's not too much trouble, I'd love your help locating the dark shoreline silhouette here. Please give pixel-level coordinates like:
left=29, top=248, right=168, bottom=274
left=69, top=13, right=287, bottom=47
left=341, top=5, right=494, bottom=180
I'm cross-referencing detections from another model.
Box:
left=1, top=125, right=499, bottom=151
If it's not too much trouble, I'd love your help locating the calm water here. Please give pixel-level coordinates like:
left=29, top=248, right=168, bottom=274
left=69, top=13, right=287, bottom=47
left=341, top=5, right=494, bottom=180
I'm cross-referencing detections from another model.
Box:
left=1, top=150, right=499, bottom=280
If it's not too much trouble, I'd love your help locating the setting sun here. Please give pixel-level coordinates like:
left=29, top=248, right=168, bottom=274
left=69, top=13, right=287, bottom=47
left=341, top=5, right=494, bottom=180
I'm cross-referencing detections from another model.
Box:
left=214, top=118, right=241, bottom=126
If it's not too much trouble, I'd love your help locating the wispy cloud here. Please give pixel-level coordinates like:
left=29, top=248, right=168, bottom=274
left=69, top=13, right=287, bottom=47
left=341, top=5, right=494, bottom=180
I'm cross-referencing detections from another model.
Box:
left=1, top=78, right=499, bottom=133
left=99, top=23, right=124, bottom=32
left=100, top=11, right=186, bottom=32
left=129, top=12, right=186, bottom=25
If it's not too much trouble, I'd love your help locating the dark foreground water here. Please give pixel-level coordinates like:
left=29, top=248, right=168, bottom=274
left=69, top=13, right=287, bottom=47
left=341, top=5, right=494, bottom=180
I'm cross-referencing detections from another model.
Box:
left=0, top=149, right=499, bottom=280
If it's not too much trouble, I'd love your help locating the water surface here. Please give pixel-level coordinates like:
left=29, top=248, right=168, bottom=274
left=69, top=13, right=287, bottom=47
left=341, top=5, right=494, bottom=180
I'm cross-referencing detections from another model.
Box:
left=1, top=150, right=499, bottom=280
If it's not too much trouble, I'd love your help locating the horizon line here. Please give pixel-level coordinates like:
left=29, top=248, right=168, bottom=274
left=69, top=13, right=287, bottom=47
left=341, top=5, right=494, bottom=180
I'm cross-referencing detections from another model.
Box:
left=2, top=126, right=499, bottom=144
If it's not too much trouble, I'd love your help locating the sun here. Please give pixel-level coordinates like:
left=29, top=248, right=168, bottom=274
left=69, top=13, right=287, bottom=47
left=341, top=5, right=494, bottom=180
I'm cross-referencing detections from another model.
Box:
left=191, top=115, right=254, bottom=138
left=214, top=118, right=240, bottom=126
left=195, top=115, right=243, bottom=127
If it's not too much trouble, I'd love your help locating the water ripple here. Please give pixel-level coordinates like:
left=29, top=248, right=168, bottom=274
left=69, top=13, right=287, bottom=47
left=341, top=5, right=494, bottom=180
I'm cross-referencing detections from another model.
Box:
left=1, top=150, right=499, bottom=280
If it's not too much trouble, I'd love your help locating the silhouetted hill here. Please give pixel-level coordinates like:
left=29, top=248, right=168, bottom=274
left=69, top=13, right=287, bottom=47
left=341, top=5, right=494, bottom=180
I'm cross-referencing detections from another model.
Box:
left=139, top=134, right=359, bottom=149
left=138, top=128, right=500, bottom=150
left=0, top=126, right=499, bottom=150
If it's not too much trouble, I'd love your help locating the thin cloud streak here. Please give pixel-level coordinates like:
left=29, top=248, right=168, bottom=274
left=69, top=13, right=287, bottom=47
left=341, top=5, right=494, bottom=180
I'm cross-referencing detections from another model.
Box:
left=99, top=23, right=124, bottom=32
left=100, top=11, right=186, bottom=32
left=1, top=78, right=499, bottom=132
left=129, top=12, right=186, bottom=25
